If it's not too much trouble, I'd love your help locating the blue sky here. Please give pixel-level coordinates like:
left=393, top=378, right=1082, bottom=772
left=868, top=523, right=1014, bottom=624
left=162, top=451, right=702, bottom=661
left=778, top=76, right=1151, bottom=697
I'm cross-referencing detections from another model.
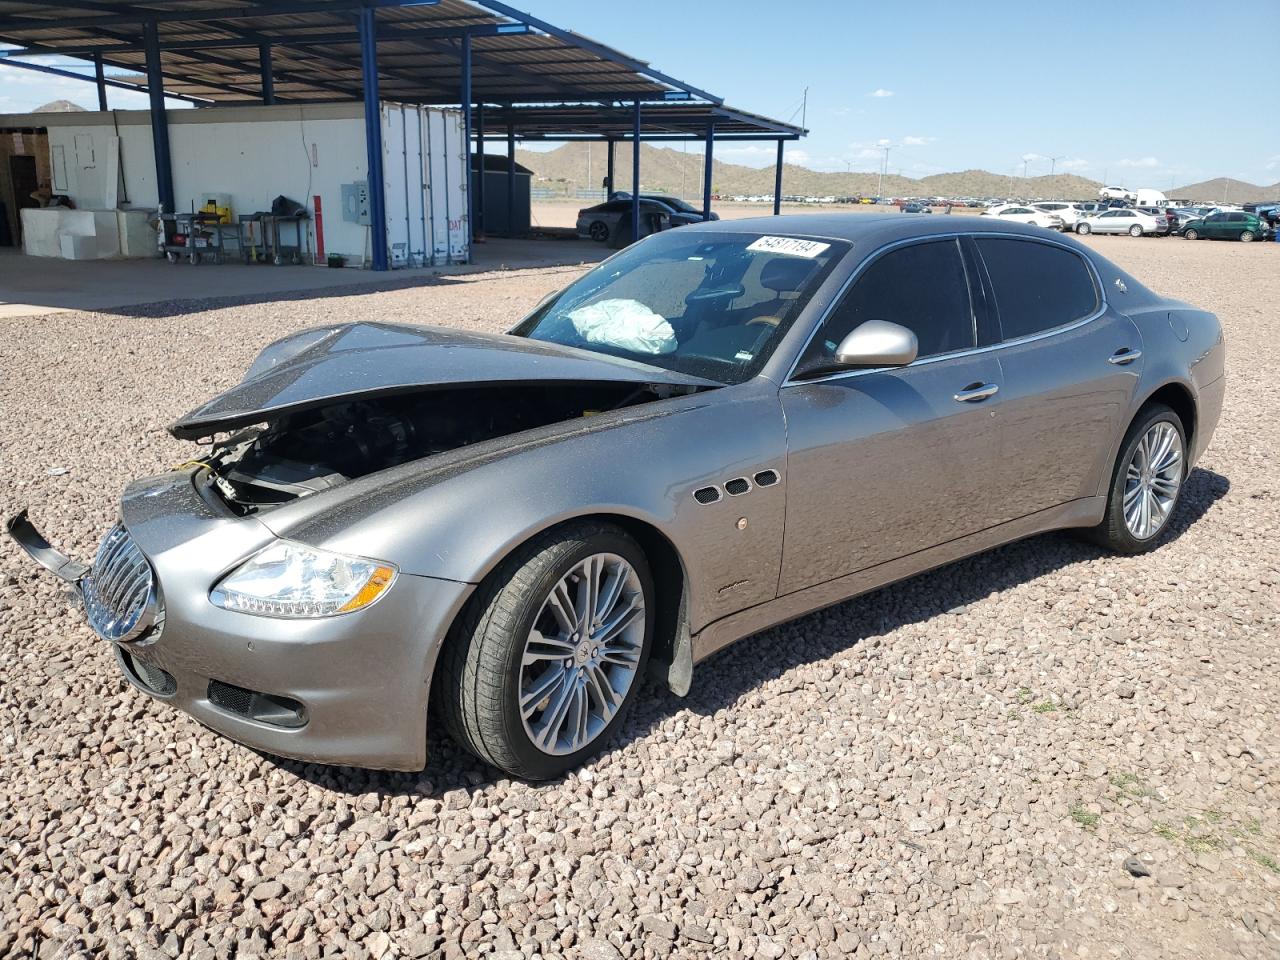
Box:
left=3, top=0, right=1277, bottom=185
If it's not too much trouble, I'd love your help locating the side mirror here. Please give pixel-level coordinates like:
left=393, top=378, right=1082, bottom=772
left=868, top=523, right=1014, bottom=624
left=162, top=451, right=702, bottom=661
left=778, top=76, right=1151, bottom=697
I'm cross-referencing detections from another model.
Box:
left=797, top=319, right=918, bottom=379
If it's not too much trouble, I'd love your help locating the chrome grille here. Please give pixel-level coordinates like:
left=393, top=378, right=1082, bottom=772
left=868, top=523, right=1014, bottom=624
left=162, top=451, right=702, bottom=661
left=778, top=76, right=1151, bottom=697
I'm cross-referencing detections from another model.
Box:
left=81, top=525, right=160, bottom=643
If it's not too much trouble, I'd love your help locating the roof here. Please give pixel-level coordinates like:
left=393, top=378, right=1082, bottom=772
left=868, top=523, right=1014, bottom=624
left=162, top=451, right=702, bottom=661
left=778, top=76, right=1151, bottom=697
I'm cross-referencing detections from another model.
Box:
left=0, top=0, right=803, bottom=139
left=685, top=213, right=1095, bottom=245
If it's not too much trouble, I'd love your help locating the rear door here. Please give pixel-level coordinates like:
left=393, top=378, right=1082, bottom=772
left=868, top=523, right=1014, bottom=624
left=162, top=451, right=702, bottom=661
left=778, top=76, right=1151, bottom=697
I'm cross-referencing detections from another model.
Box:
left=969, top=236, right=1141, bottom=517
left=778, top=237, right=1004, bottom=593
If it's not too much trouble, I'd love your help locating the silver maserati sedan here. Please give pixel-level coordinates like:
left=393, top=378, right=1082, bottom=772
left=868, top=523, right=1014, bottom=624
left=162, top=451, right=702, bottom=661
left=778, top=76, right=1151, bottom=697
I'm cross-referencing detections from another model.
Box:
left=9, top=215, right=1225, bottom=779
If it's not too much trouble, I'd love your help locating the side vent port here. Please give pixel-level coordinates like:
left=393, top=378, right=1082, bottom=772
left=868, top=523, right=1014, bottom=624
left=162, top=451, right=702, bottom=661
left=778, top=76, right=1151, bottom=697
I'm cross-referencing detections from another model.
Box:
left=754, top=469, right=780, bottom=487
left=208, top=680, right=307, bottom=729
left=724, top=477, right=751, bottom=496
left=693, top=486, right=721, bottom=505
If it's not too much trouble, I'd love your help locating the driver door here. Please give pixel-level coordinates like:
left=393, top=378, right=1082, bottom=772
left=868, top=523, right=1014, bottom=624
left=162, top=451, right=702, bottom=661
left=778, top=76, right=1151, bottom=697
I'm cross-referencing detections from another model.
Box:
left=778, top=237, right=1004, bottom=594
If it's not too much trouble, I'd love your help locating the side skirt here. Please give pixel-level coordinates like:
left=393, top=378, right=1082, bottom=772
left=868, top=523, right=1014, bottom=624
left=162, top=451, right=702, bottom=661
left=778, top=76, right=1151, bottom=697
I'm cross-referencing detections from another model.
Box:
left=690, top=496, right=1106, bottom=663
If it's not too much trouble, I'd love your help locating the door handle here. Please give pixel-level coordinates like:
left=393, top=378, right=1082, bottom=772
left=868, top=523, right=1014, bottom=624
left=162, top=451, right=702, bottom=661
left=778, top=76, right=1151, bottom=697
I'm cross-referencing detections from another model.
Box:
left=954, top=382, right=999, bottom=403
left=1108, top=348, right=1142, bottom=365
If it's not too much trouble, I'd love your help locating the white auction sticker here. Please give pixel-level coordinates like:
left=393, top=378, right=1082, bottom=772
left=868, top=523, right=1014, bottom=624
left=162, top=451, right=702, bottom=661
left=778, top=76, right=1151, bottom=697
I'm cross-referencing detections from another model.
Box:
left=747, top=236, right=831, bottom=258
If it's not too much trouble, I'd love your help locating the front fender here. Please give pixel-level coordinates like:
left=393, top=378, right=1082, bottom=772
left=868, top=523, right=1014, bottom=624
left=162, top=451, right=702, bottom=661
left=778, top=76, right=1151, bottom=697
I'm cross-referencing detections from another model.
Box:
left=260, top=387, right=789, bottom=634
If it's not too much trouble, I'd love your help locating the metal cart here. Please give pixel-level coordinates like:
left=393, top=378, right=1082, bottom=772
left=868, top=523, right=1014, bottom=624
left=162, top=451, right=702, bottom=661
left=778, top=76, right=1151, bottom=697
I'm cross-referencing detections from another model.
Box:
left=159, top=212, right=233, bottom=264
left=262, top=213, right=310, bottom=265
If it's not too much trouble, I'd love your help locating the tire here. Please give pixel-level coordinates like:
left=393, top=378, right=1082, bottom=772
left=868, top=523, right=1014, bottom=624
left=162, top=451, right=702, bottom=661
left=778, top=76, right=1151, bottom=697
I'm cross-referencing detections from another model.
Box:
left=1129, top=225, right=1143, bottom=237
left=588, top=221, right=609, bottom=243
left=438, top=521, right=654, bottom=779
left=1076, top=222, right=1091, bottom=235
left=1240, top=231, right=1254, bottom=243
left=1183, top=229, right=1198, bottom=240
left=1088, top=403, right=1187, bottom=554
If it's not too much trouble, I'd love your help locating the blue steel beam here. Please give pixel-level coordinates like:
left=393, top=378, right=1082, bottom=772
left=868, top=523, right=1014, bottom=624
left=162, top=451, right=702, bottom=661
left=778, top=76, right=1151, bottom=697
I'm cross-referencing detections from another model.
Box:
left=0, top=56, right=211, bottom=105
left=259, top=43, right=275, bottom=104
left=460, top=31, right=474, bottom=258
left=143, top=19, right=175, bottom=212
left=506, top=120, right=516, bottom=238
left=472, top=0, right=723, bottom=104
left=92, top=51, right=107, bottom=110
left=606, top=138, right=615, bottom=194
left=631, top=100, right=641, bottom=243
left=358, top=6, right=389, bottom=272
left=702, top=119, right=714, bottom=220
left=475, top=101, right=485, bottom=236
left=773, top=140, right=784, bottom=216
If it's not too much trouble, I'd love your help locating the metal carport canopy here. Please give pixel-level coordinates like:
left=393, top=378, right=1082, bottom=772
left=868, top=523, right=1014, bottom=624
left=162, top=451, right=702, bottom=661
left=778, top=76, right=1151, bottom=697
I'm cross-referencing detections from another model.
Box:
left=0, top=0, right=804, bottom=263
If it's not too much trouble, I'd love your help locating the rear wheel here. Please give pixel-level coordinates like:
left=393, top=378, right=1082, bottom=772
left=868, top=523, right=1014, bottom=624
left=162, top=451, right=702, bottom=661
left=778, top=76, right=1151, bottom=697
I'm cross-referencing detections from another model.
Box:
left=439, top=522, right=653, bottom=779
left=1128, top=224, right=1143, bottom=237
left=1183, top=228, right=1199, bottom=240
left=588, top=220, right=609, bottom=243
left=1076, top=222, right=1091, bottom=235
left=1240, top=230, right=1255, bottom=243
left=1089, top=404, right=1186, bottom=554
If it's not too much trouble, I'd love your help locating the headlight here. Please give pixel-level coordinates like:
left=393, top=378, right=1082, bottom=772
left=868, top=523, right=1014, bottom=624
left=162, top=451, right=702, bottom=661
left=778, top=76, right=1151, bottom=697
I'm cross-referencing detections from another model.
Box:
left=210, top=541, right=397, bottom=618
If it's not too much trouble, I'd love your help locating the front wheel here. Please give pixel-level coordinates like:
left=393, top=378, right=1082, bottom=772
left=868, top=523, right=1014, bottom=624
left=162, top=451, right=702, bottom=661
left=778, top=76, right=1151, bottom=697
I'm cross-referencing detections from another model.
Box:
left=1088, top=404, right=1186, bottom=554
left=438, top=522, right=653, bottom=779
left=1240, top=230, right=1255, bottom=243
left=1076, top=222, right=1091, bottom=235
left=588, top=221, right=609, bottom=243
left=1129, top=225, right=1143, bottom=237
left=1183, top=228, right=1199, bottom=240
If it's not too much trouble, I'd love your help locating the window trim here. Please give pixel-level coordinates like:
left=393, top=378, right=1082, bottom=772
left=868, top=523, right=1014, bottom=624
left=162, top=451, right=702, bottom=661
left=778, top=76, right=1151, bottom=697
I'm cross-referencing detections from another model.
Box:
left=971, top=234, right=1103, bottom=345
left=782, top=230, right=1107, bottom=387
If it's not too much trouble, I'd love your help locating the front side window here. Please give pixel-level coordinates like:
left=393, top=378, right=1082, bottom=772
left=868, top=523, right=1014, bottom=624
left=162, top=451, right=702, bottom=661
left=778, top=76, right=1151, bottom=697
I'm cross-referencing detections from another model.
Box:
left=975, top=238, right=1099, bottom=341
left=797, top=239, right=974, bottom=371
left=514, top=231, right=846, bottom=384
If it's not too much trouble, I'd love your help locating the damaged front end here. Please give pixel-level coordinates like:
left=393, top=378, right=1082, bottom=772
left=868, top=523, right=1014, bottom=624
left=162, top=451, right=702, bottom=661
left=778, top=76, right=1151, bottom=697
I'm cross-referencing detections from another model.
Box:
left=7, top=511, right=163, bottom=644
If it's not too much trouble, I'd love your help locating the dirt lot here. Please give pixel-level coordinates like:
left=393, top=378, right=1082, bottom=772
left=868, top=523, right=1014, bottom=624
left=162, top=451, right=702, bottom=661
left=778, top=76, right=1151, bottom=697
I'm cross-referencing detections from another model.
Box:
left=1, top=235, right=1277, bottom=960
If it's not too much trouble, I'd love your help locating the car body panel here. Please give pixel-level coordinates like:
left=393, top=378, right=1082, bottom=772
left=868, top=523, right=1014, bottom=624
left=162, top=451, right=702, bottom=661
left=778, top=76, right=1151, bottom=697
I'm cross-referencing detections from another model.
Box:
left=170, top=322, right=718, bottom=439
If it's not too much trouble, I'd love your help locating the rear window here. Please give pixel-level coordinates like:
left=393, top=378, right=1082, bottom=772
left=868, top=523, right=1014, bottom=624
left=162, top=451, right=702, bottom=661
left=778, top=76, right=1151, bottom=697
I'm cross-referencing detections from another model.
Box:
left=975, top=238, right=1099, bottom=341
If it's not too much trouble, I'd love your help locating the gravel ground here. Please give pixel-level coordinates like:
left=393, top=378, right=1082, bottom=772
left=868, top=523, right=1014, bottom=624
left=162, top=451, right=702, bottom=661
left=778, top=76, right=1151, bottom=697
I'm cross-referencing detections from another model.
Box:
left=1, top=237, right=1277, bottom=960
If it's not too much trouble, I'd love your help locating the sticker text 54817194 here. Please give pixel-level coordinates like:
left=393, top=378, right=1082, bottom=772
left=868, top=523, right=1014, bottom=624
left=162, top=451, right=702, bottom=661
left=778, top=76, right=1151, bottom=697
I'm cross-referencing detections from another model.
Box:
left=746, top=236, right=832, bottom=259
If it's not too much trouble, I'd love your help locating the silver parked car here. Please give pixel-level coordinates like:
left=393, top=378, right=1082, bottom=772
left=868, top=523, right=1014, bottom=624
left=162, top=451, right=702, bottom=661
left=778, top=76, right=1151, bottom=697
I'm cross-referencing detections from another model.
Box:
left=10, top=216, right=1226, bottom=779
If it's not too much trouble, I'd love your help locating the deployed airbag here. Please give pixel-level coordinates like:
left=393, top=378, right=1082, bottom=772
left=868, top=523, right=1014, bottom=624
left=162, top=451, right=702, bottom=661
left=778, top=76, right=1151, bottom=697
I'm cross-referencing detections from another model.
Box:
left=568, top=299, right=677, bottom=355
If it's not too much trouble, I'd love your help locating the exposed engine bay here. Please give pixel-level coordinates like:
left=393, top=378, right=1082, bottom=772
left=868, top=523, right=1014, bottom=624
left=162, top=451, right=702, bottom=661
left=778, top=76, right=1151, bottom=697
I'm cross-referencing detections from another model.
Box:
left=199, top=383, right=675, bottom=511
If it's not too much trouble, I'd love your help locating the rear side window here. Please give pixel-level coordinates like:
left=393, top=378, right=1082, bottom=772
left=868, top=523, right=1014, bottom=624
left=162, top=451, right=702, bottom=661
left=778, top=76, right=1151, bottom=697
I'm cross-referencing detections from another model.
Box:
left=801, top=238, right=974, bottom=365
left=975, top=238, right=1099, bottom=341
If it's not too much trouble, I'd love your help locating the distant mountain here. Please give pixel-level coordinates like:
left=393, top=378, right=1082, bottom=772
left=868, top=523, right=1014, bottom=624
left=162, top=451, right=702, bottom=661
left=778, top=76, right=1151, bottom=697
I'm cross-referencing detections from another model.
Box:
left=515, top=142, right=1273, bottom=203
left=515, top=142, right=1105, bottom=200
left=32, top=99, right=86, bottom=113
left=1168, top=177, right=1280, bottom=204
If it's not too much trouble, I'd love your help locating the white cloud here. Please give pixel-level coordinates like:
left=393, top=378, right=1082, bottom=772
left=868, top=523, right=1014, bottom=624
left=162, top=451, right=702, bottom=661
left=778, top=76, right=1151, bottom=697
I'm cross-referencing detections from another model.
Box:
left=867, top=88, right=894, bottom=98
left=1266, top=154, right=1280, bottom=170
left=716, top=143, right=782, bottom=168
left=1059, top=157, right=1090, bottom=170
left=1118, top=156, right=1159, bottom=168
left=901, top=136, right=934, bottom=147
left=1021, top=152, right=1044, bottom=163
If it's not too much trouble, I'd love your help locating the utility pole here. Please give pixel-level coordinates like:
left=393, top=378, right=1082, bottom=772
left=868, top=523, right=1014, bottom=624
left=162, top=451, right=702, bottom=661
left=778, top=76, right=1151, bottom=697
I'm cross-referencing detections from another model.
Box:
left=877, top=144, right=892, bottom=199
left=1049, top=155, right=1062, bottom=177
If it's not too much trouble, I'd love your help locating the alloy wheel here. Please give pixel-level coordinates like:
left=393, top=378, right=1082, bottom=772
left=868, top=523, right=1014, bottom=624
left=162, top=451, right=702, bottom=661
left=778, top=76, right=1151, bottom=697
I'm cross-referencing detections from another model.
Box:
left=1240, top=231, right=1254, bottom=243
left=1123, top=422, right=1183, bottom=540
left=518, top=553, right=645, bottom=756
left=588, top=221, right=609, bottom=242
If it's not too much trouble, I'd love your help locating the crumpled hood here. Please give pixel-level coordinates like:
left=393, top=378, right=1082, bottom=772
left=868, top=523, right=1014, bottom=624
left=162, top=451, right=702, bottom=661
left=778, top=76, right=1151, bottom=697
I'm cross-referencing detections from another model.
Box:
left=170, top=321, right=716, bottom=440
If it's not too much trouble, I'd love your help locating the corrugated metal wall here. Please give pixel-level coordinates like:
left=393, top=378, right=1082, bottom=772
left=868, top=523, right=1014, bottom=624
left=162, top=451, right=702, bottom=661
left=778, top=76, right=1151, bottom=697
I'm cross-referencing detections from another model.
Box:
left=381, top=104, right=469, bottom=268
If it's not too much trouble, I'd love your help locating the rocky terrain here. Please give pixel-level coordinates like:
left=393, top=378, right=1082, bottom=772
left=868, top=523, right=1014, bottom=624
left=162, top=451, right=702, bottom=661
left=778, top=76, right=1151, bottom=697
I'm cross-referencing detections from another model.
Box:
left=1, top=237, right=1277, bottom=959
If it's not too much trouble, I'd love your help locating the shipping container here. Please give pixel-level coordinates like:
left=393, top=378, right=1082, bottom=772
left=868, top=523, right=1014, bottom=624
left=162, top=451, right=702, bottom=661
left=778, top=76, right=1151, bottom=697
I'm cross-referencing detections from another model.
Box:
left=381, top=103, right=469, bottom=267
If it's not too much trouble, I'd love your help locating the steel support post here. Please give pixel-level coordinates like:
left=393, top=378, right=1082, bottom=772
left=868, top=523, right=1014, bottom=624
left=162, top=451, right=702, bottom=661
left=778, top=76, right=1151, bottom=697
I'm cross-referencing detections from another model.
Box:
left=506, top=120, right=516, bottom=237
left=142, top=19, right=174, bottom=213
left=631, top=100, right=641, bottom=242
left=93, top=52, right=107, bottom=111
left=259, top=43, right=275, bottom=104
left=358, top=6, right=389, bottom=270
left=773, top=139, right=784, bottom=215
left=702, top=119, right=714, bottom=220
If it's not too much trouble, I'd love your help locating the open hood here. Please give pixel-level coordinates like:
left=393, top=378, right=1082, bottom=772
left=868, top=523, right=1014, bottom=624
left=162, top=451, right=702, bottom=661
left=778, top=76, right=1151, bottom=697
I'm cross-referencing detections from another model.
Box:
left=170, top=322, right=717, bottom=440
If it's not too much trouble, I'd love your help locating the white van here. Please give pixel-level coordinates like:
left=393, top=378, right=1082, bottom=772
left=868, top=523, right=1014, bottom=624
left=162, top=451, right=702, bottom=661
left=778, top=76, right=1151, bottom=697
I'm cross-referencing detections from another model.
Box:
left=1133, top=188, right=1168, bottom=208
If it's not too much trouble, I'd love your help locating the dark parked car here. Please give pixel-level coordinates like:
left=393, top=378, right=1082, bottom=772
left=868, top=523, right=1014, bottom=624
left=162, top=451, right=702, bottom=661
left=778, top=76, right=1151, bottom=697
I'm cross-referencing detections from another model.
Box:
left=901, top=203, right=932, bottom=214
left=10, top=216, right=1225, bottom=779
left=1181, top=211, right=1272, bottom=242
left=576, top=198, right=673, bottom=246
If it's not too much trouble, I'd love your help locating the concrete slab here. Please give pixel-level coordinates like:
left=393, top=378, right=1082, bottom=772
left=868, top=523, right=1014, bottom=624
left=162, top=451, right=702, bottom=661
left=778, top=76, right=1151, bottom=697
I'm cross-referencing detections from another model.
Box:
left=0, top=237, right=606, bottom=319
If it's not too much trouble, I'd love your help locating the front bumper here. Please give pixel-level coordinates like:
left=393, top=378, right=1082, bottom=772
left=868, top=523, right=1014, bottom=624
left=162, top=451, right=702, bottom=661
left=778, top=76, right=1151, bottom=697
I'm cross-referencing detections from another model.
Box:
left=10, top=469, right=473, bottom=771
